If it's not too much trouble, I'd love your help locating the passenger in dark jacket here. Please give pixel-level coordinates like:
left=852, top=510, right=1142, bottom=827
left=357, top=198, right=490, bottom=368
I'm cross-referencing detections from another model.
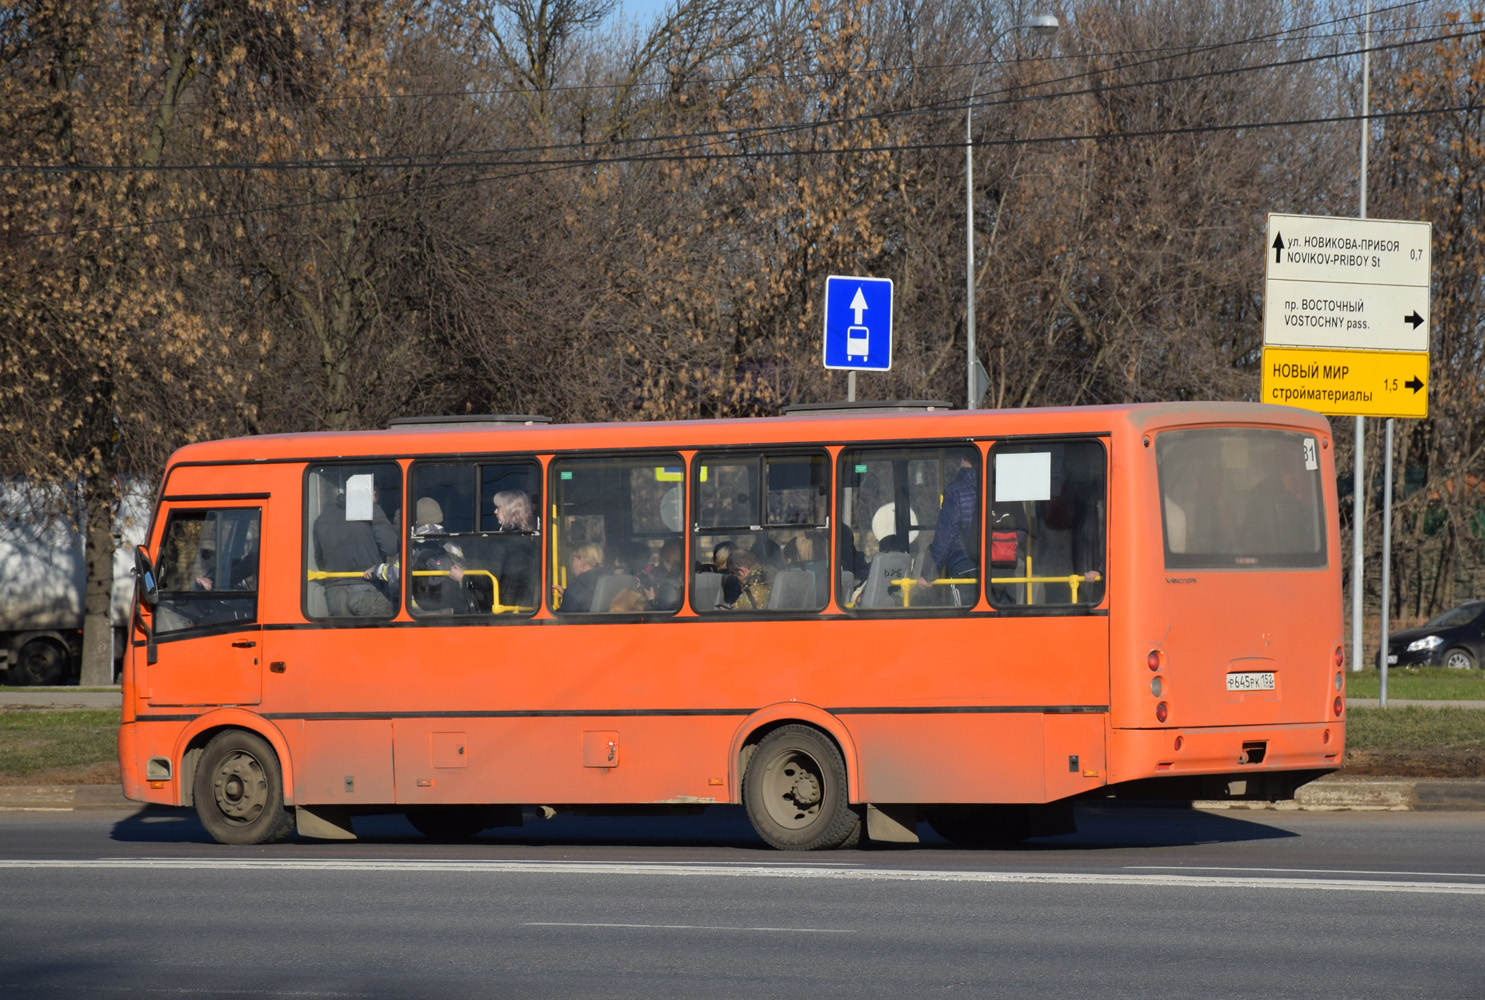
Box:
left=920, top=457, right=979, bottom=606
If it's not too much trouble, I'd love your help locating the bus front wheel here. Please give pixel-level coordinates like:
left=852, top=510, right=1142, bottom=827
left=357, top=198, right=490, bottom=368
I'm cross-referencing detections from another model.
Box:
left=742, top=725, right=861, bottom=851
left=193, top=730, right=294, bottom=845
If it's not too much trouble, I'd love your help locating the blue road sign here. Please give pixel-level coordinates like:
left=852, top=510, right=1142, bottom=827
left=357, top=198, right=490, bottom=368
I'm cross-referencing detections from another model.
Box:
left=823, top=275, right=893, bottom=372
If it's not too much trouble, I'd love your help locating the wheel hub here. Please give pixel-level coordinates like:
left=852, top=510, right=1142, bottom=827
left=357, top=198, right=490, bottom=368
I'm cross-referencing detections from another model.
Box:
left=212, top=751, right=266, bottom=823
left=787, top=767, right=821, bottom=807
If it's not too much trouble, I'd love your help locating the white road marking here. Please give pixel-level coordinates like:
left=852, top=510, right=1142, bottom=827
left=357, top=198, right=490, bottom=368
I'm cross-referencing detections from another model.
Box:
left=1, top=858, right=1482, bottom=895
left=524, top=922, right=854, bottom=933
left=1129, top=865, right=1485, bottom=879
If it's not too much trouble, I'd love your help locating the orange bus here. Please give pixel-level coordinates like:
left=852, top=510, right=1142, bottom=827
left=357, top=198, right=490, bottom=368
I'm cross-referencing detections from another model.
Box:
left=119, top=401, right=1345, bottom=849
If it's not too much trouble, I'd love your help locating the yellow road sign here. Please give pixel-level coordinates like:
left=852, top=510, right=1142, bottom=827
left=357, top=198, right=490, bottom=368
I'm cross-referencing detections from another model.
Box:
left=1261, top=345, right=1428, bottom=419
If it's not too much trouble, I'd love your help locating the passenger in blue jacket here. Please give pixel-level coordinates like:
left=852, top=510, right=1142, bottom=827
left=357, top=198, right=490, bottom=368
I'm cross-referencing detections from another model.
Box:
left=919, top=457, right=979, bottom=606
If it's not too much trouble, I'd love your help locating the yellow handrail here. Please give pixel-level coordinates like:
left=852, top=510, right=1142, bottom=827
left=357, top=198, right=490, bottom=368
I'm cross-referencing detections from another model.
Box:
left=307, top=568, right=533, bottom=614
left=893, top=554, right=1100, bottom=607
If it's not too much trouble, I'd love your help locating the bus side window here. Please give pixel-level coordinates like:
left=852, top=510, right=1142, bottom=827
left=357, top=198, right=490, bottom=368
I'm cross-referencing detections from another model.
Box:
left=693, top=452, right=829, bottom=613
left=406, top=460, right=542, bottom=617
left=550, top=455, right=684, bottom=615
left=839, top=445, right=979, bottom=612
left=988, top=440, right=1106, bottom=607
left=155, top=508, right=260, bottom=635
left=304, top=464, right=402, bottom=620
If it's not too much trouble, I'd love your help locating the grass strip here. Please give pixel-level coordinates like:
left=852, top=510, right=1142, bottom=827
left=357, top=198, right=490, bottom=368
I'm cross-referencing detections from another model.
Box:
left=1345, top=667, right=1485, bottom=701
left=0, top=709, right=120, bottom=778
left=1346, top=705, right=1485, bottom=752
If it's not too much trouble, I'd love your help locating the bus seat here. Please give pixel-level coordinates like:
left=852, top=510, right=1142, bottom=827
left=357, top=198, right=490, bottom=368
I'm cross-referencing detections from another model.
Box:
left=693, top=571, right=723, bottom=611
left=839, top=570, right=856, bottom=607
left=590, top=573, right=639, bottom=613
left=857, top=552, right=912, bottom=608
left=768, top=569, right=817, bottom=610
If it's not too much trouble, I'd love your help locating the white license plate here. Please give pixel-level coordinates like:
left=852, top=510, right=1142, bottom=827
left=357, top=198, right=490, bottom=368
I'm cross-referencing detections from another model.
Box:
left=1386, top=655, right=1398, bottom=665
left=1226, top=671, right=1276, bottom=692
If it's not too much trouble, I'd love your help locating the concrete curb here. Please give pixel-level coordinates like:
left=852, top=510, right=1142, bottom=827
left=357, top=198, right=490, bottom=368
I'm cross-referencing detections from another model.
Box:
left=0, top=784, right=138, bottom=811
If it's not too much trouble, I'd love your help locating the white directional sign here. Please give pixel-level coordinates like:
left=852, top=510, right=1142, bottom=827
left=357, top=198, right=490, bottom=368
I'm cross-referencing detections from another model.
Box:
left=1262, top=213, right=1432, bottom=419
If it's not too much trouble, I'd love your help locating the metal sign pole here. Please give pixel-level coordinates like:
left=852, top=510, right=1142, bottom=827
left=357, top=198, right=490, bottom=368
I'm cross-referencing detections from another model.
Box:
left=1354, top=1, right=1372, bottom=679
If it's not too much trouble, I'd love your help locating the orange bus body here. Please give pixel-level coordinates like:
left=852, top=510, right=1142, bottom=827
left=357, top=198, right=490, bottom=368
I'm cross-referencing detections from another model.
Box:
left=118, top=402, right=1345, bottom=848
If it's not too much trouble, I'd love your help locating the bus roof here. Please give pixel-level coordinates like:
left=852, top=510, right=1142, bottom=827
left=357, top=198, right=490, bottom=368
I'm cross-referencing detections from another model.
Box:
left=165, top=401, right=1330, bottom=467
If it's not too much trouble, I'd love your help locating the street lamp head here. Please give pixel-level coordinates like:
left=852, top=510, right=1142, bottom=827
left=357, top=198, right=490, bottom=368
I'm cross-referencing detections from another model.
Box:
left=1027, top=14, right=1060, bottom=38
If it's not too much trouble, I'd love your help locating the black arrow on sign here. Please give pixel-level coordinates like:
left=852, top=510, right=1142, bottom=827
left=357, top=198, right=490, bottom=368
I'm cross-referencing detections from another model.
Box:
left=1405, top=311, right=1424, bottom=329
left=1272, top=233, right=1286, bottom=264
left=1405, top=375, right=1425, bottom=393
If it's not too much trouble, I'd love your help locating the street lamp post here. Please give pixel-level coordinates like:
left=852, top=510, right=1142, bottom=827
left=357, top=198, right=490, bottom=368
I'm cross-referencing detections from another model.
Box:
left=965, top=14, right=1059, bottom=409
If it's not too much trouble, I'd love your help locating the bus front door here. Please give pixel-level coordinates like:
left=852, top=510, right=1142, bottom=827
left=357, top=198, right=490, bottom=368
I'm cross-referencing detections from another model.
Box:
left=138, top=505, right=265, bottom=708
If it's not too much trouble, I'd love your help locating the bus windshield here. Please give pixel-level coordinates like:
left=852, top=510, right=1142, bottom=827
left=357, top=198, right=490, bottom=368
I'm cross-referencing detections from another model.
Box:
left=1157, top=428, right=1326, bottom=569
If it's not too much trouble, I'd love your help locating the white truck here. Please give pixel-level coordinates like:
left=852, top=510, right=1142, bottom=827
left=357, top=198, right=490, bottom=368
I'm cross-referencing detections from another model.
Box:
left=0, top=479, right=151, bottom=686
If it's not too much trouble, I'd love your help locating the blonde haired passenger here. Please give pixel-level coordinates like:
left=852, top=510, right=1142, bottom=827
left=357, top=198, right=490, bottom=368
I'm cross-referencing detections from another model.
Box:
left=555, top=542, right=603, bottom=612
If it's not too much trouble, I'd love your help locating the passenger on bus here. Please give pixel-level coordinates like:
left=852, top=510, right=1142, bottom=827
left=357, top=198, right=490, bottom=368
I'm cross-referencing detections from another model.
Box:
left=554, top=541, right=603, bottom=612
left=640, top=537, right=684, bottom=611
left=492, top=490, right=535, bottom=533
left=367, top=498, right=479, bottom=615
left=314, top=485, right=397, bottom=616
left=920, top=456, right=979, bottom=607
left=489, top=490, right=537, bottom=608
left=192, top=543, right=216, bottom=591
left=720, top=549, right=770, bottom=609
left=701, top=541, right=734, bottom=575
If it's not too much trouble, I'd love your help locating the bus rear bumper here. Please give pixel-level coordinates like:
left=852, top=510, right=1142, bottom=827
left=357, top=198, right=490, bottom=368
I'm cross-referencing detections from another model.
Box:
left=1102, top=722, right=1343, bottom=801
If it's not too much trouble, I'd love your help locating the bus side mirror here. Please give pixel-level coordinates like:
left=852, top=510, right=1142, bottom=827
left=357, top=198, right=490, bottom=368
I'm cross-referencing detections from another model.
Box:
left=134, top=545, right=159, bottom=607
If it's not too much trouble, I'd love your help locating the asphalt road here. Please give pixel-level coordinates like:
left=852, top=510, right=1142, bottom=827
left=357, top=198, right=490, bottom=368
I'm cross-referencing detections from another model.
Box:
left=1, top=804, right=1482, bottom=1000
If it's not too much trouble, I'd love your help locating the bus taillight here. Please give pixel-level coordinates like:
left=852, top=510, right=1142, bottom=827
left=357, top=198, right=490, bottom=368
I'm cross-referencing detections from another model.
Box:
left=1334, top=671, right=1344, bottom=692
left=1156, top=701, right=1169, bottom=723
left=1333, top=696, right=1344, bottom=718
left=1333, top=645, right=1344, bottom=668
left=1147, top=650, right=1162, bottom=671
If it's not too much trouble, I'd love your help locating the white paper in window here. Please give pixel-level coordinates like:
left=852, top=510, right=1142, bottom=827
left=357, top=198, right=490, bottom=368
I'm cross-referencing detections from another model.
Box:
left=995, top=452, right=1052, bottom=502
left=345, top=474, right=374, bottom=522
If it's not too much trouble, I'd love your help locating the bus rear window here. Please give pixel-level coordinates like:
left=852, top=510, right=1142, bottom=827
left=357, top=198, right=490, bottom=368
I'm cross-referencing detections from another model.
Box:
left=1156, top=429, right=1326, bottom=569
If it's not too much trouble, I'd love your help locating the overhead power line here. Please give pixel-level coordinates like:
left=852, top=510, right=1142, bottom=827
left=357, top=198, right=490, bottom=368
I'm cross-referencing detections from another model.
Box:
left=8, top=100, right=1478, bottom=245
left=3, top=21, right=1478, bottom=179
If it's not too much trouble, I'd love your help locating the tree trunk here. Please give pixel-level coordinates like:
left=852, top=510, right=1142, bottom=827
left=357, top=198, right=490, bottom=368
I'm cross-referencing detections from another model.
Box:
left=79, top=476, right=118, bottom=686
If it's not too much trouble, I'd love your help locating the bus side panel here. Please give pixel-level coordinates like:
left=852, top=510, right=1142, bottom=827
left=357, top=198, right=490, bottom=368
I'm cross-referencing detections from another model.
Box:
left=851, top=714, right=1046, bottom=803
left=388, top=716, right=737, bottom=805
left=851, top=710, right=1108, bottom=804
left=1043, top=712, right=1108, bottom=799
left=293, top=720, right=396, bottom=804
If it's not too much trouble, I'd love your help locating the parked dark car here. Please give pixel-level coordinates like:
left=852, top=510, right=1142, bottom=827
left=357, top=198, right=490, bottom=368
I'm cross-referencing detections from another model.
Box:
left=1380, top=600, right=1485, bottom=670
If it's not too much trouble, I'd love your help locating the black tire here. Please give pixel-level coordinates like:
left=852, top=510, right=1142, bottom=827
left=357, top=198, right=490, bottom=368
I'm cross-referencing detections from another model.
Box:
left=193, top=730, right=294, bottom=845
left=925, top=805, right=1032, bottom=847
left=1443, top=647, right=1477, bottom=671
left=742, top=724, right=861, bottom=851
left=405, top=806, right=493, bottom=841
left=10, top=639, right=67, bottom=687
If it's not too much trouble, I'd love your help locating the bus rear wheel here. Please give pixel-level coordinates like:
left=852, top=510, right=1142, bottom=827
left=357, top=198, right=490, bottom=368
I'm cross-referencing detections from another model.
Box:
left=193, top=730, right=294, bottom=845
left=742, top=724, right=861, bottom=851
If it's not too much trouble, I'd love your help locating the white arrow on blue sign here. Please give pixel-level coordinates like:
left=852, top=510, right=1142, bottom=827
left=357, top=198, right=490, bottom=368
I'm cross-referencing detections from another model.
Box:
left=822, top=274, right=893, bottom=372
